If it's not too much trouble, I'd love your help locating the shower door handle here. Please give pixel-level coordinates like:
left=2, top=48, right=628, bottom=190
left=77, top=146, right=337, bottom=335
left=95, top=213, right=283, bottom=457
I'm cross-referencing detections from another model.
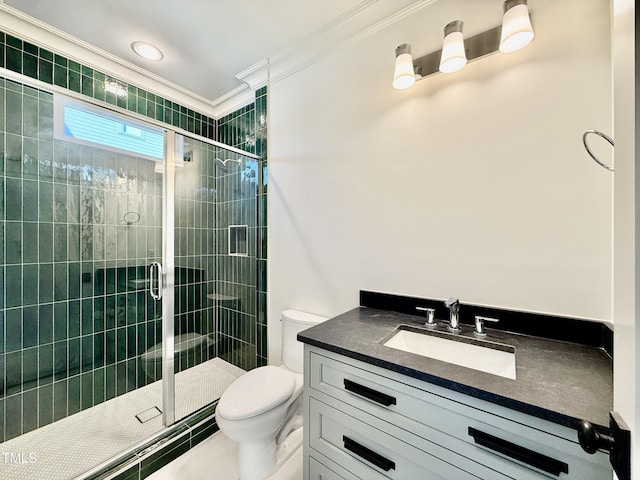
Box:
left=149, top=262, right=163, bottom=300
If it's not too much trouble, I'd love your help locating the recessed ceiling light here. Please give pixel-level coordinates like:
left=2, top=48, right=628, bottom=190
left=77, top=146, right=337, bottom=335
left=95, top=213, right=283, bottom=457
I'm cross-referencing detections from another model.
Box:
left=131, top=41, right=164, bottom=61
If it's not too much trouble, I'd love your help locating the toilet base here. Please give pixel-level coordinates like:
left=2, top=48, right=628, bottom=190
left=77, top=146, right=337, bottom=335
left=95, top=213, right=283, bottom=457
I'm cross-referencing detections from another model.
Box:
left=237, top=426, right=303, bottom=480
left=273, top=426, right=303, bottom=472
left=238, top=439, right=276, bottom=480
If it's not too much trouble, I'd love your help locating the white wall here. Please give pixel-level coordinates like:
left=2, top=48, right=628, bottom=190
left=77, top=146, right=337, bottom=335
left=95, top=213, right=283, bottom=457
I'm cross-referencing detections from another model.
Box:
left=612, top=0, right=638, bottom=475
left=268, top=0, right=612, bottom=362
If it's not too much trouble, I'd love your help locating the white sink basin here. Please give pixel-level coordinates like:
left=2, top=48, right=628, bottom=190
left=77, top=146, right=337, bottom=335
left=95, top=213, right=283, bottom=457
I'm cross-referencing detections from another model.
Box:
left=383, top=327, right=516, bottom=380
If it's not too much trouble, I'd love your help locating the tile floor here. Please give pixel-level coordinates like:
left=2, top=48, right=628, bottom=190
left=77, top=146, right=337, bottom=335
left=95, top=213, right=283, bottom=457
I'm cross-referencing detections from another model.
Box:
left=0, top=358, right=244, bottom=480
left=148, top=431, right=303, bottom=480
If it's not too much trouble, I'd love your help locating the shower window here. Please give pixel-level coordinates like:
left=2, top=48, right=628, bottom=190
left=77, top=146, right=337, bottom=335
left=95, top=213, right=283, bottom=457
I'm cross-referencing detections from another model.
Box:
left=53, top=95, right=165, bottom=161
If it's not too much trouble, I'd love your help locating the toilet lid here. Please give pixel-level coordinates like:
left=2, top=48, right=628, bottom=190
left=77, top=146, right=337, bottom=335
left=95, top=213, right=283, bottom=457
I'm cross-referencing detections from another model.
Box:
left=217, top=366, right=295, bottom=420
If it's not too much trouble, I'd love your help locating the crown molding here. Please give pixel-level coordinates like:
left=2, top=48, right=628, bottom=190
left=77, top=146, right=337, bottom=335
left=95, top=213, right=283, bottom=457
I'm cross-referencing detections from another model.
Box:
left=225, top=0, right=441, bottom=107
left=0, top=3, right=222, bottom=118
left=350, top=0, right=440, bottom=43
left=230, top=1, right=384, bottom=94
left=212, top=86, right=257, bottom=119
left=267, top=0, right=379, bottom=66
left=235, top=58, right=269, bottom=91
left=268, top=0, right=441, bottom=84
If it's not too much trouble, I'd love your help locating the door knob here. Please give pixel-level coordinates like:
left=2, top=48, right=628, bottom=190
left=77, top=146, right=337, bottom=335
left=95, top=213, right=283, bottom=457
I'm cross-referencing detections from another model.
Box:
left=577, top=412, right=630, bottom=480
left=577, top=421, right=613, bottom=454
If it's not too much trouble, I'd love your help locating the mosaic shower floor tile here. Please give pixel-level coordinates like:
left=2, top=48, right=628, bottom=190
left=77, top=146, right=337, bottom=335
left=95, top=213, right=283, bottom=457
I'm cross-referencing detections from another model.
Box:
left=0, top=358, right=243, bottom=480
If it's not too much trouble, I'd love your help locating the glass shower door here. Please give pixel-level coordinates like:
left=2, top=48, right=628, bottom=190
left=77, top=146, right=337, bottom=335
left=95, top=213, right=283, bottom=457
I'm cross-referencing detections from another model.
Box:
left=171, top=135, right=256, bottom=422
left=0, top=83, right=168, bottom=479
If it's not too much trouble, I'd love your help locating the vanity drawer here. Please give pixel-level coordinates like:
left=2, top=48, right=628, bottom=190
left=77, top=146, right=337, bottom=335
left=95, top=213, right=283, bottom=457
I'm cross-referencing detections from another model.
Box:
left=308, top=396, right=513, bottom=480
left=309, top=456, right=360, bottom=480
left=308, top=349, right=610, bottom=479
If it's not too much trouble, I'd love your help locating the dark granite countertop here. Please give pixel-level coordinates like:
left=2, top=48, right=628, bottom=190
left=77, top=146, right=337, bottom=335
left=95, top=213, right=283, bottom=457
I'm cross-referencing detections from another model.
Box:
left=298, top=306, right=613, bottom=432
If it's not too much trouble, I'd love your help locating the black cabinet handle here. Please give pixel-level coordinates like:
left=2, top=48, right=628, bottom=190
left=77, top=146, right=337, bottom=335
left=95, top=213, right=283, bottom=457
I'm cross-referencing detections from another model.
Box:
left=468, top=427, right=569, bottom=476
left=343, top=435, right=395, bottom=472
left=343, top=379, right=396, bottom=406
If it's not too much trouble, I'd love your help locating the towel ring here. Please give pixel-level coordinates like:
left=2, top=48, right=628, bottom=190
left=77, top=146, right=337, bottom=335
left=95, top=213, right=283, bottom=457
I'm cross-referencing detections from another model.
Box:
left=124, top=211, right=141, bottom=225
left=582, top=130, right=614, bottom=172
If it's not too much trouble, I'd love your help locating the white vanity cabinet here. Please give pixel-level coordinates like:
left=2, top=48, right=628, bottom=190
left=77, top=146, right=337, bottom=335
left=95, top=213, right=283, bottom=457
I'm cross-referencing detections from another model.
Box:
left=302, top=345, right=611, bottom=480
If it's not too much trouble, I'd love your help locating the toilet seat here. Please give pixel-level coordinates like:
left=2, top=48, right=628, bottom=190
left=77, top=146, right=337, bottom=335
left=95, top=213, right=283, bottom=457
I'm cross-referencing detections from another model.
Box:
left=217, top=366, right=295, bottom=420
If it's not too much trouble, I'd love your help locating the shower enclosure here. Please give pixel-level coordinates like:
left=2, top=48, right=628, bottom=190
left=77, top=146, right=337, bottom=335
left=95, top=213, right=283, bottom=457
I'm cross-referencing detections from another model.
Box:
left=0, top=77, right=260, bottom=479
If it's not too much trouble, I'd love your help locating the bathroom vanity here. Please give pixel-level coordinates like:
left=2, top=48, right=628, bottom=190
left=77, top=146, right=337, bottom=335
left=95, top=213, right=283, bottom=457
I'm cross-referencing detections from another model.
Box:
left=298, top=292, right=613, bottom=479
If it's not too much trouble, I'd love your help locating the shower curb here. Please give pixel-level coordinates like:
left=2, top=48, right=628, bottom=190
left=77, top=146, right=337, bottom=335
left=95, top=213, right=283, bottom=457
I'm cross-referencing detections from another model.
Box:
left=78, top=403, right=219, bottom=480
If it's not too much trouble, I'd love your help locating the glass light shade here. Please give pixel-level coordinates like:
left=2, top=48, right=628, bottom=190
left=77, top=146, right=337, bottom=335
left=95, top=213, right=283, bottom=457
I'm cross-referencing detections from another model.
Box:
left=131, top=41, right=164, bottom=61
left=393, top=47, right=415, bottom=90
left=439, top=30, right=467, bottom=74
left=499, top=3, right=534, bottom=53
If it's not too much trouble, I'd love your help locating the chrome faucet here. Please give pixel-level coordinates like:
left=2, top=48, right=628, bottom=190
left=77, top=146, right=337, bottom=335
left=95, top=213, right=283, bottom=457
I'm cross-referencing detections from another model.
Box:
left=415, top=306, right=437, bottom=328
left=444, top=297, right=461, bottom=333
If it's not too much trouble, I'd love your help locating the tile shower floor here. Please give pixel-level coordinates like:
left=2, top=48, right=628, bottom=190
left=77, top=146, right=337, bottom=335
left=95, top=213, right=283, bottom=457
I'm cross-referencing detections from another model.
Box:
left=0, top=358, right=244, bottom=480
left=147, top=431, right=303, bottom=480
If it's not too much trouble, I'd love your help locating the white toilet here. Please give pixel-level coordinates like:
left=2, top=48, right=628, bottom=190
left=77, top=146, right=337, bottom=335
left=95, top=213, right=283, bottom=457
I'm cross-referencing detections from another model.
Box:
left=215, top=309, right=327, bottom=480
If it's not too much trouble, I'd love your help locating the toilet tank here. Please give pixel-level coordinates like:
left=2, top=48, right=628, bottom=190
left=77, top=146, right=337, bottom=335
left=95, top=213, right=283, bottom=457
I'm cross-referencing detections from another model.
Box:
left=281, top=309, right=328, bottom=373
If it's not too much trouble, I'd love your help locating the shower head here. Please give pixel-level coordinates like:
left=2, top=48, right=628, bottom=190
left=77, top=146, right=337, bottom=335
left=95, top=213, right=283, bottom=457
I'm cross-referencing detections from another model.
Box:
left=215, top=157, right=243, bottom=171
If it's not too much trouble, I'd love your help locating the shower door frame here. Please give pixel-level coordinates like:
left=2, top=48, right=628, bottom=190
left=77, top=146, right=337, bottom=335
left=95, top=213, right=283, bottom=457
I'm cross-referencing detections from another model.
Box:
left=162, top=132, right=176, bottom=426
left=0, top=68, right=261, bottom=433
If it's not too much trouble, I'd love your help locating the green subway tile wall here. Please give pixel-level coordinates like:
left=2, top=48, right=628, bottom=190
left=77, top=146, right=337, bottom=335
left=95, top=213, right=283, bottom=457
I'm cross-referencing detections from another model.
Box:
left=172, top=136, right=222, bottom=377
left=217, top=87, right=267, bottom=369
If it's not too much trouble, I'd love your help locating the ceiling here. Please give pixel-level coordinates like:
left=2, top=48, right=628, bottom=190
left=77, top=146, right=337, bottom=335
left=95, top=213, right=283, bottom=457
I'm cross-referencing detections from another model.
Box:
left=1, top=0, right=423, bottom=105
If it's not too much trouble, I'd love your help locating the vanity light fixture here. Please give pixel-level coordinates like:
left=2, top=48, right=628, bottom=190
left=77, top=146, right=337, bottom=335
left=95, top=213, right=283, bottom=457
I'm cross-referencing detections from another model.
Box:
left=499, top=0, right=535, bottom=53
left=439, top=20, right=467, bottom=74
left=392, top=43, right=416, bottom=90
left=131, top=41, right=164, bottom=61
left=393, top=1, right=534, bottom=89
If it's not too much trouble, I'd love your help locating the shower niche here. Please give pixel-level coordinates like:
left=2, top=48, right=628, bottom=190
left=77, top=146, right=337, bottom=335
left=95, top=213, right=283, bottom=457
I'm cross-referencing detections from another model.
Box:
left=228, top=225, right=249, bottom=256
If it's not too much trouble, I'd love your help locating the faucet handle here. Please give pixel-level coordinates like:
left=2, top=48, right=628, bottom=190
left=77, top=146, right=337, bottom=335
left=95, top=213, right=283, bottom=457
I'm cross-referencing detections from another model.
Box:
left=416, top=307, right=437, bottom=328
left=474, top=316, right=499, bottom=336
